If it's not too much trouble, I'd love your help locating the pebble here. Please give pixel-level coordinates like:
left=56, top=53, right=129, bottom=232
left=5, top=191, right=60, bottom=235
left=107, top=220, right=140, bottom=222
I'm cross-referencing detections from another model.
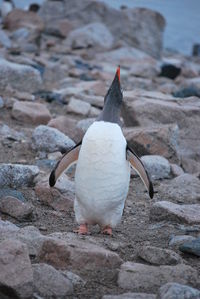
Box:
left=67, top=98, right=91, bottom=116
left=169, top=235, right=196, bottom=248
left=179, top=237, right=200, bottom=257
left=157, top=282, right=200, bottom=299
left=141, top=155, right=171, bottom=180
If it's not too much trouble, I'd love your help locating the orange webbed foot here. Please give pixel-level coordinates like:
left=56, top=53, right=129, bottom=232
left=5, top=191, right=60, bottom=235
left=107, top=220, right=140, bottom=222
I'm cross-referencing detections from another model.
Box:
left=74, top=224, right=89, bottom=235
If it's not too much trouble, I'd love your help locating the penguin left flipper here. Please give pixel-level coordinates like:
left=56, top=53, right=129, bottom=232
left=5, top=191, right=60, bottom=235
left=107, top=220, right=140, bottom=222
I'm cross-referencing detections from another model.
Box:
left=126, top=144, right=154, bottom=199
left=49, top=141, right=82, bottom=187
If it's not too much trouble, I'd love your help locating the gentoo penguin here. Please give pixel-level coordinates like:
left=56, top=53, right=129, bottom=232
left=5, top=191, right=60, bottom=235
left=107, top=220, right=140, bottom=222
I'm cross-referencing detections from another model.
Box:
left=49, top=67, right=154, bottom=235
left=0, top=0, right=14, bottom=20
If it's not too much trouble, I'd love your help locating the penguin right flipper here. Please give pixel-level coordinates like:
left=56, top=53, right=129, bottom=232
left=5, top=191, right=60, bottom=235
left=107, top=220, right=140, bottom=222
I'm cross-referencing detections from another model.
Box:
left=126, top=144, right=154, bottom=199
left=49, top=141, right=82, bottom=187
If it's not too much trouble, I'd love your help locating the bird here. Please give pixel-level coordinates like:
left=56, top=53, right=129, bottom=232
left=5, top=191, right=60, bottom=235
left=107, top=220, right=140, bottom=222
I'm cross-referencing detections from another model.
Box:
left=49, top=66, right=154, bottom=235
left=0, top=0, right=14, bottom=21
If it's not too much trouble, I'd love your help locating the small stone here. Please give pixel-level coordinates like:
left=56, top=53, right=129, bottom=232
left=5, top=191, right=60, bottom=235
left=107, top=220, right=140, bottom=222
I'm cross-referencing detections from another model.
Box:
left=32, top=125, right=75, bottom=153
left=141, top=155, right=171, bottom=180
left=0, top=164, right=39, bottom=188
left=157, top=282, right=200, bottom=299
left=169, top=235, right=196, bottom=249
left=33, top=263, right=73, bottom=298
left=0, top=124, right=25, bottom=141
left=14, top=91, right=35, bottom=101
left=103, top=293, right=156, bottom=299
left=0, top=96, right=4, bottom=108
left=0, top=239, right=33, bottom=299
left=0, top=196, right=33, bottom=220
left=138, top=246, right=182, bottom=265
left=61, top=271, right=86, bottom=287
left=12, top=101, right=51, bottom=125
left=150, top=201, right=200, bottom=224
left=67, top=98, right=91, bottom=116
left=118, top=262, right=198, bottom=292
left=48, top=116, right=77, bottom=140
left=160, top=64, right=181, bottom=79
left=170, top=164, right=184, bottom=177
left=179, top=237, right=200, bottom=257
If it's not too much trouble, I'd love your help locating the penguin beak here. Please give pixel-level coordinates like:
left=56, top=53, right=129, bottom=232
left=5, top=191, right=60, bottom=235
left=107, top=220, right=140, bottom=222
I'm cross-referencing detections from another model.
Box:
left=116, top=65, right=120, bottom=82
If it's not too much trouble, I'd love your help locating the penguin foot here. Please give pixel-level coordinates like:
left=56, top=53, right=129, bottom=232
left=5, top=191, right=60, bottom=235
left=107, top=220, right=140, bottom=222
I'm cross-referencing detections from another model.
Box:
left=74, top=224, right=89, bottom=235
left=102, top=226, right=112, bottom=236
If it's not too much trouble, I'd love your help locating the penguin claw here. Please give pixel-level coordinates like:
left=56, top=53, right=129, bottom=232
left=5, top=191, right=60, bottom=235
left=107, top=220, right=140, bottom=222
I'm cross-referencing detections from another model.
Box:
left=102, top=226, right=112, bottom=236
left=73, top=224, right=89, bottom=235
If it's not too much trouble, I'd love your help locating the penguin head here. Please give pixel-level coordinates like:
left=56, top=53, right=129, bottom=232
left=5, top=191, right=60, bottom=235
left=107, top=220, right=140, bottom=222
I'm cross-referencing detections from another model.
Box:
left=97, top=66, right=123, bottom=124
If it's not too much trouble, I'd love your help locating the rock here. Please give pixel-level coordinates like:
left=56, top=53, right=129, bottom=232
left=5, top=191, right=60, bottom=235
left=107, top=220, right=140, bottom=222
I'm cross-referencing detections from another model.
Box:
left=169, top=235, right=196, bottom=249
left=170, top=164, right=184, bottom=177
left=38, top=235, right=122, bottom=270
left=48, top=116, right=77, bottom=141
left=12, top=101, right=51, bottom=125
left=0, top=188, right=25, bottom=202
left=0, top=124, right=25, bottom=141
left=150, top=201, right=200, bottom=224
left=183, top=77, right=200, bottom=90
left=141, top=155, right=171, bottom=180
left=160, top=64, right=181, bottom=79
left=14, top=91, right=35, bottom=102
left=118, top=262, right=198, bottom=292
left=0, top=58, right=42, bottom=93
left=65, top=22, right=114, bottom=50
left=0, top=164, right=39, bottom=188
left=0, top=96, right=4, bottom=108
left=173, top=87, right=200, bottom=98
left=0, top=239, right=33, bottom=299
left=67, top=98, right=91, bottom=116
left=32, top=125, right=75, bottom=153
left=138, top=246, right=182, bottom=265
left=61, top=271, right=86, bottom=287
left=4, top=9, right=44, bottom=32
left=179, top=237, right=200, bottom=257
left=0, top=219, right=19, bottom=236
left=129, top=61, right=159, bottom=78
left=157, top=282, right=200, bottom=299
left=0, top=196, right=33, bottom=220
left=157, top=174, right=200, bottom=203
left=103, top=293, right=156, bottom=299
left=123, top=124, right=179, bottom=161
left=0, top=29, right=11, bottom=48
left=33, top=263, right=73, bottom=298
left=75, top=117, right=95, bottom=141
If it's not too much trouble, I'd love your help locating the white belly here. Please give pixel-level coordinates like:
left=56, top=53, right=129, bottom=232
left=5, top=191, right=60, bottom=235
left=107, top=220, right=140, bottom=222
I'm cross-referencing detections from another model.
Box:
left=74, top=121, right=130, bottom=227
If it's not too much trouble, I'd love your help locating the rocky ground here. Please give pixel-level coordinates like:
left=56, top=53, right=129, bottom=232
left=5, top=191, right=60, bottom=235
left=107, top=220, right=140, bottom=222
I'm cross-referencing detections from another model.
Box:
left=0, top=1, right=200, bottom=298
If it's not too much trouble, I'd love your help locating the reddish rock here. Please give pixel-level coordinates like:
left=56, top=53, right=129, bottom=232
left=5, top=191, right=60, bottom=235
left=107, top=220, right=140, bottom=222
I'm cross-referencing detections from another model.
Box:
left=12, top=101, right=51, bottom=125
left=170, top=163, right=184, bottom=177
left=0, top=239, right=33, bottom=299
left=67, top=98, right=91, bottom=116
left=48, top=116, right=77, bottom=141
left=150, top=201, right=200, bottom=224
left=0, top=196, right=33, bottom=220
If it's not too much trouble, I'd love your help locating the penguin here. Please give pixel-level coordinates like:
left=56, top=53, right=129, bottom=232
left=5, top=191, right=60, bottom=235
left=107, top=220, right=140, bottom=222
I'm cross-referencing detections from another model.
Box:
left=49, top=67, right=154, bottom=235
left=0, top=0, right=14, bottom=20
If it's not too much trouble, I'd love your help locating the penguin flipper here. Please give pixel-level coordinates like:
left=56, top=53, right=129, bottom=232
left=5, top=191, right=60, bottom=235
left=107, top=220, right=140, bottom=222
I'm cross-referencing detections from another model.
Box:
left=49, top=141, right=82, bottom=187
left=126, top=145, right=154, bottom=199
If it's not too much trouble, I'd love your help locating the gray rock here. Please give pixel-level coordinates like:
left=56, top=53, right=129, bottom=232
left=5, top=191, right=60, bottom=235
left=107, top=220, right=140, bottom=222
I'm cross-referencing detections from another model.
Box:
left=150, top=201, right=200, bottom=224
left=118, top=262, right=198, bottom=292
left=0, top=58, right=42, bottom=93
left=169, top=235, right=196, bottom=249
left=157, top=282, right=200, bottom=299
left=103, top=293, right=156, bottom=299
left=0, top=219, right=19, bottom=236
left=158, top=174, right=200, bottom=203
left=179, top=237, right=200, bottom=257
left=0, top=239, right=33, bottom=299
left=65, top=22, right=114, bottom=50
left=76, top=118, right=95, bottom=132
left=0, top=29, right=11, bottom=48
left=61, top=271, right=86, bottom=287
left=32, top=125, right=75, bottom=153
left=138, top=246, right=182, bottom=265
left=170, top=164, right=184, bottom=177
left=33, top=263, right=73, bottom=298
left=67, top=98, right=91, bottom=116
left=141, top=155, right=171, bottom=180
left=0, top=124, right=25, bottom=141
left=0, top=196, right=33, bottom=221
left=0, top=96, right=4, bottom=108
left=0, top=164, right=39, bottom=188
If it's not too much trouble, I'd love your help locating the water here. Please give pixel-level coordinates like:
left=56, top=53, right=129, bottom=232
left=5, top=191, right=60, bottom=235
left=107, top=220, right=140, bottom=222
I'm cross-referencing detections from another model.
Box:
left=1, top=0, right=199, bottom=55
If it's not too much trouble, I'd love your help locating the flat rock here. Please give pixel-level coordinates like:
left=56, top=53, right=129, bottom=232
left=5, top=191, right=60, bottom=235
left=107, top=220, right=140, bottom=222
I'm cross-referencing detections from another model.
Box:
left=0, top=163, right=39, bottom=188
left=33, top=263, right=73, bottom=298
left=118, top=262, right=198, bottom=292
left=65, top=22, right=114, bottom=50
left=103, top=293, right=156, bottom=299
left=0, top=58, right=42, bottom=93
left=67, top=98, right=91, bottom=116
left=157, top=174, right=200, bottom=203
left=179, top=237, right=200, bottom=257
left=157, top=282, right=200, bottom=299
left=0, top=239, right=33, bottom=299
left=138, top=246, right=182, bottom=265
left=38, top=234, right=122, bottom=271
left=169, top=235, right=196, bottom=249
left=0, top=196, right=33, bottom=220
left=150, top=201, right=200, bottom=224
left=32, top=125, right=75, bottom=153
left=12, top=101, right=51, bottom=125
left=141, top=155, right=171, bottom=180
